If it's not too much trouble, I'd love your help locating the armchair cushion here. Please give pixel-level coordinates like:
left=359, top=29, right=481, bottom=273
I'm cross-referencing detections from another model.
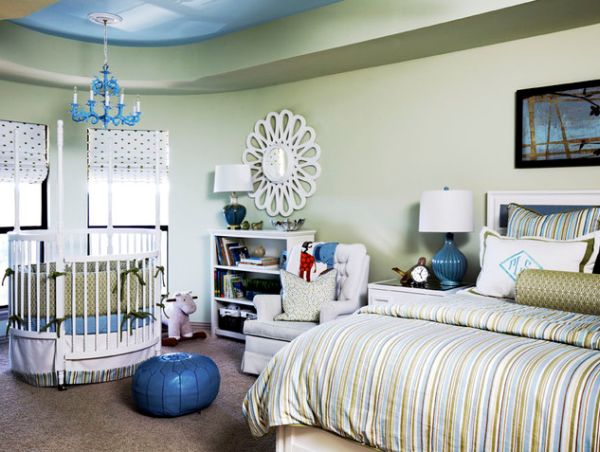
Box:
left=319, top=299, right=362, bottom=323
left=275, top=270, right=337, bottom=322
left=244, top=320, right=317, bottom=342
left=253, top=294, right=283, bottom=322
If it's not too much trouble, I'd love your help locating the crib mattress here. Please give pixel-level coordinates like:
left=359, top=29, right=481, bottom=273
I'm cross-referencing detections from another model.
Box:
left=14, top=260, right=152, bottom=318
left=28, top=313, right=152, bottom=335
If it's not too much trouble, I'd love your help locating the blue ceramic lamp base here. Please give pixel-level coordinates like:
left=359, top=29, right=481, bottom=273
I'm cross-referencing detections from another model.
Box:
left=223, top=203, right=246, bottom=229
left=432, top=232, right=467, bottom=287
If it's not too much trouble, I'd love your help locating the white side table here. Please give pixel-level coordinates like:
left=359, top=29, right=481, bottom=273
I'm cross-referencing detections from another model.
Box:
left=368, top=279, right=472, bottom=308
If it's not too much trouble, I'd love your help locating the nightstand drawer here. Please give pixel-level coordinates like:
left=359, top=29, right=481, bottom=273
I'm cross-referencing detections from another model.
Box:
left=370, top=288, right=436, bottom=307
left=368, top=280, right=472, bottom=308
left=369, top=292, right=394, bottom=307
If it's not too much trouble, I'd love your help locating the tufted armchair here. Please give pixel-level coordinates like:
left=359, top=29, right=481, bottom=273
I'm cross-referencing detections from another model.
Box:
left=241, top=243, right=370, bottom=375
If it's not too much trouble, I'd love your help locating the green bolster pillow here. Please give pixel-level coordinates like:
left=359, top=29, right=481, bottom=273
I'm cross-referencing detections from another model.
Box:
left=515, top=269, right=600, bottom=315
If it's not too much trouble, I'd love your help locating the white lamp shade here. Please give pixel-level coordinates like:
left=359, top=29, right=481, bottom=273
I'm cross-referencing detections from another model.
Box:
left=419, top=189, right=474, bottom=233
left=213, top=164, right=253, bottom=193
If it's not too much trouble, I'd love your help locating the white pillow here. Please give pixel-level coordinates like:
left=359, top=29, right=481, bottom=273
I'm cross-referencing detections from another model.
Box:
left=275, top=270, right=337, bottom=322
left=476, top=227, right=600, bottom=299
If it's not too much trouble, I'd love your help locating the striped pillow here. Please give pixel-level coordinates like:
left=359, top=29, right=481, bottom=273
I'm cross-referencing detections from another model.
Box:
left=507, top=204, right=600, bottom=240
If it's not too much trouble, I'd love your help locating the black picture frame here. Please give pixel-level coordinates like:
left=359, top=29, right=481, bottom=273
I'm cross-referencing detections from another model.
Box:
left=515, top=79, right=600, bottom=168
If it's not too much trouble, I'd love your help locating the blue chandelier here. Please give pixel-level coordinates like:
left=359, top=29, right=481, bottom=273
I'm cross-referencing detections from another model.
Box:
left=71, top=13, right=141, bottom=129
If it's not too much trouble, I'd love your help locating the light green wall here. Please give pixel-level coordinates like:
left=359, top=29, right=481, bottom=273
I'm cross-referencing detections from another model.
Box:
left=1, top=23, right=600, bottom=324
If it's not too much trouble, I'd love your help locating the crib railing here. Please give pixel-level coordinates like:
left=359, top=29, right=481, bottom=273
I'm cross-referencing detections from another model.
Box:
left=7, top=228, right=162, bottom=355
left=65, top=228, right=160, bottom=259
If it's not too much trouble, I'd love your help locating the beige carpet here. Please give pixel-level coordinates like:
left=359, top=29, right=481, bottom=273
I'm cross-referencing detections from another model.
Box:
left=0, top=334, right=275, bottom=452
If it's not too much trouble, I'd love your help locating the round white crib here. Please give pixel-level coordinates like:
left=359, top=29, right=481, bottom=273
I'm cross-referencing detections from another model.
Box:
left=4, top=120, right=168, bottom=388
left=7, top=228, right=162, bottom=387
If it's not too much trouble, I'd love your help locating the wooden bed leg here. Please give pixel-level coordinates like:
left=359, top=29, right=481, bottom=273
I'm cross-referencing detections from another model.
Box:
left=57, top=371, right=67, bottom=391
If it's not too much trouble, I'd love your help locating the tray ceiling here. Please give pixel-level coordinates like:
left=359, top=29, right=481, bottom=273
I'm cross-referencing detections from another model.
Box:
left=12, top=0, right=340, bottom=46
left=2, top=0, right=600, bottom=94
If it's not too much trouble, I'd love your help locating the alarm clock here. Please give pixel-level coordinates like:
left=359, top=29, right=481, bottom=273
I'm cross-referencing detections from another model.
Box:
left=392, top=257, right=431, bottom=286
left=410, top=265, right=429, bottom=285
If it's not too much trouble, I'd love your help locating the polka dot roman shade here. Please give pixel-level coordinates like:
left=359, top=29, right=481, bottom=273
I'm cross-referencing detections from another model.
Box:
left=87, top=129, right=169, bottom=183
left=0, top=119, right=48, bottom=184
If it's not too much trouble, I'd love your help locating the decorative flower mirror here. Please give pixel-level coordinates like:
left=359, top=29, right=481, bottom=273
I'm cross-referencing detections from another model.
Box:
left=242, top=110, right=321, bottom=217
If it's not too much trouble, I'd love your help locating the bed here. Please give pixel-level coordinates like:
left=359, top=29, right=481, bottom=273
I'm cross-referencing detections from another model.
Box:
left=243, top=190, right=600, bottom=452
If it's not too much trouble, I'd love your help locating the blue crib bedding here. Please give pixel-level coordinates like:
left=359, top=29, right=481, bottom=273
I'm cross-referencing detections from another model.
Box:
left=29, top=314, right=153, bottom=335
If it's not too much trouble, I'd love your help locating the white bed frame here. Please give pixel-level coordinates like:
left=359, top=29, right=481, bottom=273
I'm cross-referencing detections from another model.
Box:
left=276, top=189, right=600, bottom=452
left=276, top=426, right=374, bottom=452
left=486, top=190, right=600, bottom=233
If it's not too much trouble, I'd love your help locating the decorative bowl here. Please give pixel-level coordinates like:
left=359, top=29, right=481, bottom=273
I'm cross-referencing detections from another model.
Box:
left=271, top=218, right=305, bottom=232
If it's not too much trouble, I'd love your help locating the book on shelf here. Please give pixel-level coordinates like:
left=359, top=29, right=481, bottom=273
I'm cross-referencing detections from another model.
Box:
left=229, top=245, right=249, bottom=266
left=239, top=256, right=279, bottom=266
left=231, top=278, right=245, bottom=298
left=216, top=237, right=251, bottom=266
left=221, top=238, right=238, bottom=266
left=237, top=263, right=280, bottom=271
left=214, top=269, right=246, bottom=299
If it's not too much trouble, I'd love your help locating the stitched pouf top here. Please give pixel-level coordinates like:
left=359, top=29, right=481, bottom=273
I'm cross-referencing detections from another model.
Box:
left=132, top=352, right=220, bottom=417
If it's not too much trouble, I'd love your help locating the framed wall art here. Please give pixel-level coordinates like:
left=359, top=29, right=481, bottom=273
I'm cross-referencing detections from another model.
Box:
left=516, top=79, right=600, bottom=168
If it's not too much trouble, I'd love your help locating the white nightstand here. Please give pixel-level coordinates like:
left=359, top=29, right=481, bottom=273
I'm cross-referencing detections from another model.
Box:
left=368, top=279, right=471, bottom=308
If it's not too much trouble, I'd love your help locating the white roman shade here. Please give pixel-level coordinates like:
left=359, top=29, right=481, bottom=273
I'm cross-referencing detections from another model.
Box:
left=0, top=119, right=48, bottom=184
left=87, top=129, right=169, bottom=183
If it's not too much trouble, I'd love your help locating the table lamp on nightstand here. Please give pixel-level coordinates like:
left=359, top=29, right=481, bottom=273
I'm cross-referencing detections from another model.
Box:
left=419, top=187, right=473, bottom=286
left=214, top=164, right=253, bottom=229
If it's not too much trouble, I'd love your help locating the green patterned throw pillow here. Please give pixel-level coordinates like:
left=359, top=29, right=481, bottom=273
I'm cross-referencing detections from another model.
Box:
left=275, top=269, right=337, bottom=322
left=515, top=269, right=600, bottom=315
left=507, top=204, right=600, bottom=240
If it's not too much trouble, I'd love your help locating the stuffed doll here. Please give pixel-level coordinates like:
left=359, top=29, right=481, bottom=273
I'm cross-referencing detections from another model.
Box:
left=299, top=241, right=317, bottom=282
left=161, top=291, right=207, bottom=347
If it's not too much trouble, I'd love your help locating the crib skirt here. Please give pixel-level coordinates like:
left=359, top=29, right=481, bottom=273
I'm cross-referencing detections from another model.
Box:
left=9, top=328, right=158, bottom=387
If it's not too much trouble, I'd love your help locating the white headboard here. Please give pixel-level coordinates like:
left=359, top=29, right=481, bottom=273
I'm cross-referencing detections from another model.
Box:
left=487, top=190, right=600, bottom=233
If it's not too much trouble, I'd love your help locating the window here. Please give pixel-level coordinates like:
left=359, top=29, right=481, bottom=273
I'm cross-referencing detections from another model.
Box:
left=88, top=181, right=169, bottom=293
left=0, top=182, right=47, bottom=309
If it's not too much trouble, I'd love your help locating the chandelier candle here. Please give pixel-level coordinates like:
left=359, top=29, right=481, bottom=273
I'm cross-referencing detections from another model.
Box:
left=70, top=13, right=141, bottom=129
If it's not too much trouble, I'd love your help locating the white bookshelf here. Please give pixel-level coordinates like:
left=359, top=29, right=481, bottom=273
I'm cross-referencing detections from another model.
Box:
left=209, top=228, right=316, bottom=340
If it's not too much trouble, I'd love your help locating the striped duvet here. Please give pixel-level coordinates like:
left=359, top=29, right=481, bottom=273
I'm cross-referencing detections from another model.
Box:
left=243, top=292, right=600, bottom=451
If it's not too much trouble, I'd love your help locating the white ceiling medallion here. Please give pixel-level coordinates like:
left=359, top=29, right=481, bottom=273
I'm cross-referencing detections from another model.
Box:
left=242, top=110, right=321, bottom=217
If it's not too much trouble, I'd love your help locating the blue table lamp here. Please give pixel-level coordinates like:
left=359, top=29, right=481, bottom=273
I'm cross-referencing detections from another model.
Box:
left=419, top=187, right=473, bottom=286
left=214, top=164, right=253, bottom=229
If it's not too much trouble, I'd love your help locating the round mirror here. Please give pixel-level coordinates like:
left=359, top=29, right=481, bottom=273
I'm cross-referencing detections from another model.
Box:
left=243, top=109, right=321, bottom=217
left=262, top=146, right=292, bottom=183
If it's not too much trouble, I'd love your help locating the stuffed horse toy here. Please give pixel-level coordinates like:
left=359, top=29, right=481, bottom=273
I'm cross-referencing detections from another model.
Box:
left=161, top=291, right=207, bottom=347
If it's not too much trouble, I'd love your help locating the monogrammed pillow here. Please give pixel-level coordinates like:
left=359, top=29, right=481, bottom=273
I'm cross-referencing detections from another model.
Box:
left=275, top=270, right=337, bottom=322
left=475, top=227, right=599, bottom=299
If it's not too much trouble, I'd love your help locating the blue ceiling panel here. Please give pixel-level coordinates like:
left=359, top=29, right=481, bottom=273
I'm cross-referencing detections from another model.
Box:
left=13, top=0, right=341, bottom=47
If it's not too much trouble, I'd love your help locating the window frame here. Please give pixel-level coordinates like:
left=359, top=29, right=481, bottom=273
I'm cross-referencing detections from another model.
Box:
left=0, top=180, right=48, bottom=316
left=0, top=181, right=48, bottom=234
left=86, top=193, right=169, bottom=295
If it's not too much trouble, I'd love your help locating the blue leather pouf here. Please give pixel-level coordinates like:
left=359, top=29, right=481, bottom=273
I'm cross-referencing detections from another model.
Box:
left=132, top=352, right=220, bottom=417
